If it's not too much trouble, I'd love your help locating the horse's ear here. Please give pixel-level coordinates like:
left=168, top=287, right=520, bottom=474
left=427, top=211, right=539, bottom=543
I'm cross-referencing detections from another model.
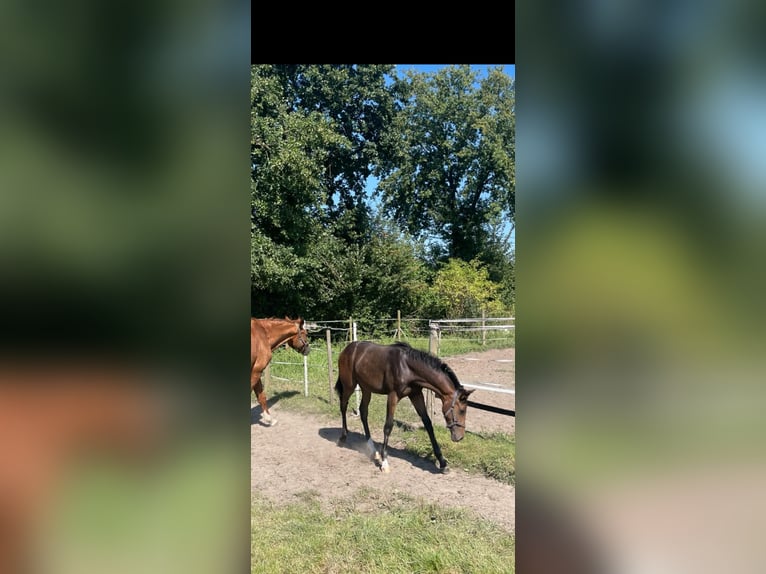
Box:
left=298, top=317, right=304, bottom=327
left=463, top=389, right=475, bottom=398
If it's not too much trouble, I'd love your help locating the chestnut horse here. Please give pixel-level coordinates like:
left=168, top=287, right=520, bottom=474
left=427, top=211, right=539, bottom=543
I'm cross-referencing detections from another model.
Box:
left=335, top=341, right=474, bottom=472
left=251, top=317, right=310, bottom=426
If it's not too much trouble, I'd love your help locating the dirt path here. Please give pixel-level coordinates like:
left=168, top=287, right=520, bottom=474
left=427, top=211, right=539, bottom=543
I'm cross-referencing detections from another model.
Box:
left=251, top=348, right=515, bottom=533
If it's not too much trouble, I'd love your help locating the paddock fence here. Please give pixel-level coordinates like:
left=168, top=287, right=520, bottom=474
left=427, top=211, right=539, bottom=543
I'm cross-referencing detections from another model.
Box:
left=262, top=312, right=514, bottom=418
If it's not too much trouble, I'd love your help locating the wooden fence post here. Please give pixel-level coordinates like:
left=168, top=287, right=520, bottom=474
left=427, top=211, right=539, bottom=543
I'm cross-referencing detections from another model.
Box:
left=303, top=356, right=309, bottom=397
left=428, top=322, right=440, bottom=418
left=429, top=322, right=438, bottom=356
left=326, top=329, right=333, bottom=404
left=396, top=310, right=402, bottom=341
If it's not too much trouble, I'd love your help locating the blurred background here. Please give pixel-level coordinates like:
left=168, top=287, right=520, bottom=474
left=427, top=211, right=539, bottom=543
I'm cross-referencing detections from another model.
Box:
left=4, top=0, right=766, bottom=571
left=517, top=0, right=766, bottom=572
left=0, top=0, right=250, bottom=572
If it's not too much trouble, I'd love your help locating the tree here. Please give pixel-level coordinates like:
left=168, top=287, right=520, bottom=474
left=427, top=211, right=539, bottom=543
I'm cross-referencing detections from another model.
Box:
left=377, top=65, right=515, bottom=263
left=251, top=66, right=346, bottom=252
left=289, top=222, right=430, bottom=329
left=251, top=65, right=397, bottom=246
left=355, top=220, right=430, bottom=326
left=251, top=65, right=514, bottom=322
left=251, top=65, right=401, bottom=316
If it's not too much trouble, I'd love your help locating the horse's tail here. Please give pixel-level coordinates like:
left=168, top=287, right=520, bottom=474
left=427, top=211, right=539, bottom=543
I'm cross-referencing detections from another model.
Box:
left=336, top=341, right=357, bottom=399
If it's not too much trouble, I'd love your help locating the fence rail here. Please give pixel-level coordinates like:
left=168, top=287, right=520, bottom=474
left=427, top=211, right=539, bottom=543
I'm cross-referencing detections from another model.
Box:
left=264, top=312, right=514, bottom=419
left=429, top=317, right=515, bottom=324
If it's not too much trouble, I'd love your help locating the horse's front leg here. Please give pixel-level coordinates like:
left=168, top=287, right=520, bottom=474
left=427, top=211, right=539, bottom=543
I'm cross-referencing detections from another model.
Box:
left=251, top=372, right=275, bottom=426
left=409, top=389, right=448, bottom=471
left=379, top=392, right=399, bottom=472
left=358, top=389, right=378, bottom=460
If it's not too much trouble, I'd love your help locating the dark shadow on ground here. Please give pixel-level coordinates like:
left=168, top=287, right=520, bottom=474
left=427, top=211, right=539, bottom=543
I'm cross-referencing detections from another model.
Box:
left=250, top=390, right=300, bottom=426
left=317, top=426, right=446, bottom=475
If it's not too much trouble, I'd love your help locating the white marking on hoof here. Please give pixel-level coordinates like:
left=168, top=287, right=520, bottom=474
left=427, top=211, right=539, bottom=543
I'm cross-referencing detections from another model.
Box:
left=374, top=451, right=382, bottom=462
left=380, top=459, right=390, bottom=473
left=268, top=417, right=278, bottom=426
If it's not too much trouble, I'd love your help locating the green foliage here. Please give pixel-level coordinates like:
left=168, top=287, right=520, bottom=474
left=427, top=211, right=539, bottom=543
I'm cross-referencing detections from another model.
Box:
left=428, top=259, right=506, bottom=318
left=297, top=233, right=364, bottom=319
left=352, top=222, right=430, bottom=329
left=483, top=245, right=515, bottom=313
left=250, top=229, right=298, bottom=289
left=251, top=64, right=396, bottom=242
left=251, top=67, right=347, bottom=249
left=253, top=225, right=430, bottom=323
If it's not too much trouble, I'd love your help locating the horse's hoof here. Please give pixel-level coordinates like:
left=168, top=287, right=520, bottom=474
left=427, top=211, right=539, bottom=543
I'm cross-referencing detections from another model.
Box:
left=268, top=418, right=278, bottom=426
left=373, top=452, right=382, bottom=462
left=380, top=460, right=390, bottom=473
left=438, top=462, right=449, bottom=473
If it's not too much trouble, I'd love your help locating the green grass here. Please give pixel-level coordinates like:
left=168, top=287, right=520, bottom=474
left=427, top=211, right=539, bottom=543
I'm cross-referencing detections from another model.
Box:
left=251, top=489, right=514, bottom=574
left=402, top=428, right=515, bottom=485
left=259, top=341, right=515, bottom=486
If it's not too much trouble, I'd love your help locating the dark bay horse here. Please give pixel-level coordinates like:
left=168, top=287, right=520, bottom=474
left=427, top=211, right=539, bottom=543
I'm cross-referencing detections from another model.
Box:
left=251, top=317, right=310, bottom=425
left=335, top=341, right=474, bottom=472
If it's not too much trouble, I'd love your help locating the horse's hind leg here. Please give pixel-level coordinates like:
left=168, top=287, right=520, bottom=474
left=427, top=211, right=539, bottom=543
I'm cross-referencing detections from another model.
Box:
left=337, top=378, right=350, bottom=442
left=409, top=389, right=448, bottom=471
left=252, top=376, right=275, bottom=426
left=379, top=392, right=399, bottom=473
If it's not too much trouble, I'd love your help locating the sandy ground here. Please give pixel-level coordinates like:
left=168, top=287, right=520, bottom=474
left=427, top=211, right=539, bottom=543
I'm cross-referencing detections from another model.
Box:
left=442, top=347, right=515, bottom=435
left=251, top=348, right=515, bottom=533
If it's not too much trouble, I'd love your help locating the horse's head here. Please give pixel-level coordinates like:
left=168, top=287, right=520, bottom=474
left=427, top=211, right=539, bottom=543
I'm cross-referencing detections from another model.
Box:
left=286, top=317, right=311, bottom=356
left=443, top=388, right=474, bottom=442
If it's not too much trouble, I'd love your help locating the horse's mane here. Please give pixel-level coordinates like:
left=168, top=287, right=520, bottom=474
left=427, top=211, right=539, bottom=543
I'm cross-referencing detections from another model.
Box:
left=391, top=342, right=463, bottom=390
left=252, top=316, right=303, bottom=324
